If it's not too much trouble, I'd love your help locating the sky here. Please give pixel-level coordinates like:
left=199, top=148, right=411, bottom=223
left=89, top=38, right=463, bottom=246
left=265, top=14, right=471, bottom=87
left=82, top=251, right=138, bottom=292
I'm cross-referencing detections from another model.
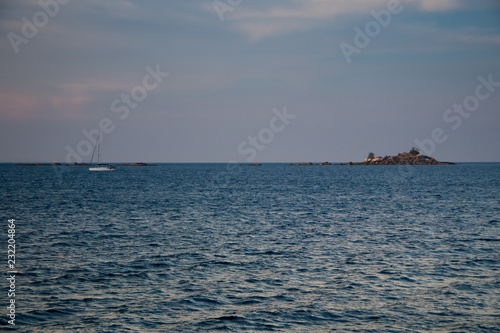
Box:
left=1, top=0, right=499, bottom=163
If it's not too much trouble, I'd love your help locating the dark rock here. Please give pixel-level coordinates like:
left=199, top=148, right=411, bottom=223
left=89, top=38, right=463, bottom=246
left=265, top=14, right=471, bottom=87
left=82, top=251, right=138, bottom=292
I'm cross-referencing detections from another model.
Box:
left=18, top=163, right=52, bottom=166
left=342, top=152, right=455, bottom=165
left=122, top=162, right=156, bottom=166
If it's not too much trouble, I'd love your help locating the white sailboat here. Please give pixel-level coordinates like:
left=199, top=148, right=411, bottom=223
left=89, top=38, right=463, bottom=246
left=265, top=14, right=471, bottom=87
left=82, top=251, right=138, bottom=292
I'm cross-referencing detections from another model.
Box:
left=89, top=131, right=116, bottom=171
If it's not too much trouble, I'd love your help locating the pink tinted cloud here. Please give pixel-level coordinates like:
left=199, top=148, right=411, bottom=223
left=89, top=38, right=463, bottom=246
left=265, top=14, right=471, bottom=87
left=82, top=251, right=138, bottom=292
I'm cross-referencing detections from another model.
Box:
left=0, top=90, right=90, bottom=121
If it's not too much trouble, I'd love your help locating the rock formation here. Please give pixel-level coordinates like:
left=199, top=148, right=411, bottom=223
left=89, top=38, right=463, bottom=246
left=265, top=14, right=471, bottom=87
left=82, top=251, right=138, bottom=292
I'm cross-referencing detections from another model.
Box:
left=122, top=162, right=155, bottom=166
left=345, top=152, right=454, bottom=165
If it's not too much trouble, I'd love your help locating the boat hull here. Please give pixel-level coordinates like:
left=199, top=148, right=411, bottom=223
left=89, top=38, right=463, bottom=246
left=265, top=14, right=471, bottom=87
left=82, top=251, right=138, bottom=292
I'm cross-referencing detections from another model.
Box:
left=89, top=167, right=115, bottom=171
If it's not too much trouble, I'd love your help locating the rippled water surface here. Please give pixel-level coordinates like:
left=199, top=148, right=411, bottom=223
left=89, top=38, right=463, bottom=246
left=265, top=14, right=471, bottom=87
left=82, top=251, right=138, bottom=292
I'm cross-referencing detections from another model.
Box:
left=1, top=163, right=499, bottom=332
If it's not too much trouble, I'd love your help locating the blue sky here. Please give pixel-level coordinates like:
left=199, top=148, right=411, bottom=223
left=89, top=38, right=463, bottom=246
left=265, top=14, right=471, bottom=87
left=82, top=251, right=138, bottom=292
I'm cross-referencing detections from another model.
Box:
left=1, top=0, right=499, bottom=163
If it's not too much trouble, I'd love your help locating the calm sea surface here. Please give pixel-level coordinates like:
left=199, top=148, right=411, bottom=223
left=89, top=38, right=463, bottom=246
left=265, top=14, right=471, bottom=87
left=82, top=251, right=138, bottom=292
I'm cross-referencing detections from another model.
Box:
left=1, top=163, right=499, bottom=332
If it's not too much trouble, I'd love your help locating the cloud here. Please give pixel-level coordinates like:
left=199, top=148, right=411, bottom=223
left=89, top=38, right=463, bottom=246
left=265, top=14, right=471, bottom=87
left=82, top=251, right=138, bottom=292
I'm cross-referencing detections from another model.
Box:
left=0, top=94, right=78, bottom=121
left=0, top=78, right=136, bottom=121
left=232, top=19, right=312, bottom=42
left=217, top=0, right=389, bottom=41
left=208, top=0, right=482, bottom=41
left=230, top=0, right=389, bottom=20
left=417, top=0, right=461, bottom=12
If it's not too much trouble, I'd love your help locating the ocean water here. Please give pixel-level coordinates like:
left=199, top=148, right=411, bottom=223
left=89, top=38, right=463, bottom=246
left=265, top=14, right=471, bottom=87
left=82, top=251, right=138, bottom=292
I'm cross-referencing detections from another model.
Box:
left=1, top=163, right=499, bottom=332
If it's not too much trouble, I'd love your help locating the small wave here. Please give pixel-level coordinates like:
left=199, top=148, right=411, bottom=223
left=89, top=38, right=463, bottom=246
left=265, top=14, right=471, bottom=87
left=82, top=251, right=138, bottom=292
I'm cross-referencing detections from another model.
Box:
left=214, top=315, right=244, bottom=321
left=379, top=269, right=397, bottom=275
left=391, top=276, right=416, bottom=283
left=16, top=308, right=74, bottom=326
left=235, top=299, right=262, bottom=305
left=193, top=297, right=221, bottom=304
left=195, top=315, right=255, bottom=331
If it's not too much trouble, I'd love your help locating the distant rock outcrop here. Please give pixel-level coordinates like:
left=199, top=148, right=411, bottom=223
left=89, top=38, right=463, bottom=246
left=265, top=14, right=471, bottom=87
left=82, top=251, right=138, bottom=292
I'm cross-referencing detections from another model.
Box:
left=122, top=162, right=156, bottom=166
left=345, top=152, right=454, bottom=165
left=19, top=163, right=89, bottom=166
left=288, top=162, right=335, bottom=166
left=18, top=163, right=52, bottom=166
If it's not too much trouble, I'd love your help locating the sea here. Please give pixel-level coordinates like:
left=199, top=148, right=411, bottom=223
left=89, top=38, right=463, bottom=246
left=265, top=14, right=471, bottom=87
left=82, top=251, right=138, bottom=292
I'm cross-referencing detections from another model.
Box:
left=0, top=163, right=499, bottom=332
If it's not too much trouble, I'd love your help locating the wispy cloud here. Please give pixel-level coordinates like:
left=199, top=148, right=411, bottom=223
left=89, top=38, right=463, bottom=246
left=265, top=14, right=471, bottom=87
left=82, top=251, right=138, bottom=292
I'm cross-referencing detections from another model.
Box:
left=213, top=0, right=389, bottom=41
left=0, top=92, right=86, bottom=121
left=207, top=0, right=491, bottom=41
left=417, top=0, right=461, bottom=12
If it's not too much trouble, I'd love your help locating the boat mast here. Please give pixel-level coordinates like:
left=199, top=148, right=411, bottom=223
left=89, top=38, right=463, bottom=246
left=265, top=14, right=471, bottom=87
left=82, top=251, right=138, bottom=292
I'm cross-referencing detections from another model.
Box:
left=97, top=131, right=101, bottom=165
left=90, top=132, right=98, bottom=165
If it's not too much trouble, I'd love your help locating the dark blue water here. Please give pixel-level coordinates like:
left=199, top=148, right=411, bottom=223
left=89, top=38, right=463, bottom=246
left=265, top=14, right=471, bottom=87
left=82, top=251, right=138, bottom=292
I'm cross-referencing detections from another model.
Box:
left=1, top=163, right=499, bottom=332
